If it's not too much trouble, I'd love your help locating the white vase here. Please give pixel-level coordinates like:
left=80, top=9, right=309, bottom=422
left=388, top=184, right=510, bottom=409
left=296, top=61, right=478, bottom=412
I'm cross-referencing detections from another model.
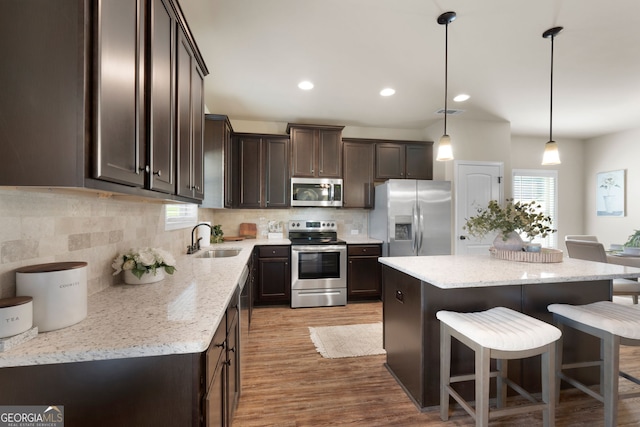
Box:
left=123, top=268, right=165, bottom=285
left=603, top=195, right=615, bottom=213
left=493, top=231, right=524, bottom=251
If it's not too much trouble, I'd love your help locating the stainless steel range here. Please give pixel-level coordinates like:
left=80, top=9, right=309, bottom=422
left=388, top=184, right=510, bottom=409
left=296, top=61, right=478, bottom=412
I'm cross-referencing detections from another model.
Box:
left=288, top=220, right=347, bottom=308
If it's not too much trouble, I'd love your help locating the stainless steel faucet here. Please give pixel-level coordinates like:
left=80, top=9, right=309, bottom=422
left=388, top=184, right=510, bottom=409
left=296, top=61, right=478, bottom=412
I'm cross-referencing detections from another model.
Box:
left=187, top=223, right=212, bottom=254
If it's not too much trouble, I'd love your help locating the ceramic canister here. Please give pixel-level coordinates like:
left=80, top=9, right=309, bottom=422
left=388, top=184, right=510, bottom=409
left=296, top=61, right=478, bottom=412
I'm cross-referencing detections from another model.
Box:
left=0, top=296, right=33, bottom=339
left=16, top=261, right=88, bottom=332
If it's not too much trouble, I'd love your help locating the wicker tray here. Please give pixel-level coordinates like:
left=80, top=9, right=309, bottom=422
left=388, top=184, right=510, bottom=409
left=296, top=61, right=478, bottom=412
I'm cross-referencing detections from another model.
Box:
left=490, top=247, right=563, bottom=263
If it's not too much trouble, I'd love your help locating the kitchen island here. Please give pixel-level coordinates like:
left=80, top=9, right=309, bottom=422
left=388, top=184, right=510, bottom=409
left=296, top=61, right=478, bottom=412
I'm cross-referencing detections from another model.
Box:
left=379, top=254, right=640, bottom=410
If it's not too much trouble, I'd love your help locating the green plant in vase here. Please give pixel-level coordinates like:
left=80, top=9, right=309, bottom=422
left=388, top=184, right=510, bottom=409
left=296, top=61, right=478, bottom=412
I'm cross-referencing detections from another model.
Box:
left=624, top=230, right=640, bottom=248
left=464, top=199, right=556, bottom=251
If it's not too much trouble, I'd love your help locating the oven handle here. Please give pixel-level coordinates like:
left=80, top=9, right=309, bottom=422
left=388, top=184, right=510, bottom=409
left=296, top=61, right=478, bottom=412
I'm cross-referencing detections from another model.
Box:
left=291, top=245, right=347, bottom=253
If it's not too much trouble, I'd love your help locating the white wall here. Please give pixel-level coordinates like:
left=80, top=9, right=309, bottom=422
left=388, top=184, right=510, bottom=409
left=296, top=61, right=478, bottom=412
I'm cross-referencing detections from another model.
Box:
left=584, top=128, right=640, bottom=248
left=425, top=118, right=512, bottom=193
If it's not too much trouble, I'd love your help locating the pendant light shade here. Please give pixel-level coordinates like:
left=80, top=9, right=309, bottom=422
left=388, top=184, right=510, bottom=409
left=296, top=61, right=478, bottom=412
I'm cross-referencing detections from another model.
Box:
left=436, top=11, right=456, bottom=162
left=541, top=26, right=563, bottom=166
left=437, top=134, right=453, bottom=161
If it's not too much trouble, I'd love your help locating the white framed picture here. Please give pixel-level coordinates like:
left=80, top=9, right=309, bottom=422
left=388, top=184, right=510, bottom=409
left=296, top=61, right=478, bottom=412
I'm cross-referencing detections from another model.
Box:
left=596, top=169, right=625, bottom=217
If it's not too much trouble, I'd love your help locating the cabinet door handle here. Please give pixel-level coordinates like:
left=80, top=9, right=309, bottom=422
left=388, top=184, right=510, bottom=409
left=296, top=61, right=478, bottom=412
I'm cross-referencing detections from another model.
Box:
left=153, top=169, right=162, bottom=176
left=139, top=165, right=149, bottom=173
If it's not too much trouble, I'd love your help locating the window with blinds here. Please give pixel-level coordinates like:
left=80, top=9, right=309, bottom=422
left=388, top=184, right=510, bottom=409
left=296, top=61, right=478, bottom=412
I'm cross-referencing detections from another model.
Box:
left=512, top=169, right=558, bottom=248
left=164, top=203, right=198, bottom=231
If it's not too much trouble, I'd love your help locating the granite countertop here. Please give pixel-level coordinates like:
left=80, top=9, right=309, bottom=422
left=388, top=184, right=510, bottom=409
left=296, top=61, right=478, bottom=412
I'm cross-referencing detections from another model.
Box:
left=0, top=239, right=284, bottom=368
left=340, top=235, right=382, bottom=244
left=379, top=254, right=640, bottom=289
left=2, top=236, right=385, bottom=368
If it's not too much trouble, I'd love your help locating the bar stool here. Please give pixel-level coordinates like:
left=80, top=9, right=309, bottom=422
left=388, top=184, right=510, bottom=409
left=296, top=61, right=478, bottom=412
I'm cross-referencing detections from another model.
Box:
left=437, top=307, right=562, bottom=427
left=547, top=301, right=640, bottom=427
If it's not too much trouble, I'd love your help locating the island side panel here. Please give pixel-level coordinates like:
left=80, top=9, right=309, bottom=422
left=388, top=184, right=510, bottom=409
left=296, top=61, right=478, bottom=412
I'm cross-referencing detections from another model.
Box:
left=382, top=265, right=521, bottom=409
left=521, top=279, right=611, bottom=391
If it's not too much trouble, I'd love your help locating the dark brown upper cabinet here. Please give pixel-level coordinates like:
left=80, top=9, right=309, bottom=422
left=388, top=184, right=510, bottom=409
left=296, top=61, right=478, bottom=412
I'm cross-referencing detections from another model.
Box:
left=235, top=134, right=289, bottom=209
left=176, top=25, right=205, bottom=200
left=375, top=141, right=434, bottom=181
left=342, top=140, right=375, bottom=209
left=148, top=0, right=177, bottom=194
left=202, top=115, right=234, bottom=209
left=287, top=124, right=344, bottom=178
left=0, top=0, right=208, bottom=203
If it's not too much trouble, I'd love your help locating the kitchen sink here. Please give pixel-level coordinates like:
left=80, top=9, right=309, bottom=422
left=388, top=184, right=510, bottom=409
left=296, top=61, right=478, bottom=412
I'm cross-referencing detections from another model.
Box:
left=197, top=248, right=242, bottom=258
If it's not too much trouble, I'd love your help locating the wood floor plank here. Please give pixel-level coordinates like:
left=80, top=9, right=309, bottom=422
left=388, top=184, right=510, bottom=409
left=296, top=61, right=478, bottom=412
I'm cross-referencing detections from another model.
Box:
left=233, top=301, right=640, bottom=426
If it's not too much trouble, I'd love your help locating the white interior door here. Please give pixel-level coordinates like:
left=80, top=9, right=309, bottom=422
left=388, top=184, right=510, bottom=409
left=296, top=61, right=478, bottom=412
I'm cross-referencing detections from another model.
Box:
left=454, top=161, right=503, bottom=254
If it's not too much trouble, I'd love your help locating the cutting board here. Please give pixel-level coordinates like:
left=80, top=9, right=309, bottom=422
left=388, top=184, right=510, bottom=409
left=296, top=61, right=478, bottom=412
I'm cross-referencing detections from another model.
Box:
left=239, top=223, right=257, bottom=239
left=223, top=236, right=244, bottom=242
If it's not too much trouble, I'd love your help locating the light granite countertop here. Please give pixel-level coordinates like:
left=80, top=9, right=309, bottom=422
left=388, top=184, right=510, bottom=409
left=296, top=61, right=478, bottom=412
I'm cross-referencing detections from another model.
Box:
left=340, top=235, right=382, bottom=244
left=379, top=254, right=640, bottom=289
left=2, top=236, right=385, bottom=368
left=0, top=239, right=289, bottom=368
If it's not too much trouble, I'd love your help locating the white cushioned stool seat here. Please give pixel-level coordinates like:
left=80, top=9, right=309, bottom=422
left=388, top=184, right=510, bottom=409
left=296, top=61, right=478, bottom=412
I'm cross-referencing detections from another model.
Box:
left=548, top=301, right=640, bottom=339
left=437, top=306, right=562, bottom=351
left=437, top=306, right=561, bottom=427
left=547, top=300, right=640, bottom=427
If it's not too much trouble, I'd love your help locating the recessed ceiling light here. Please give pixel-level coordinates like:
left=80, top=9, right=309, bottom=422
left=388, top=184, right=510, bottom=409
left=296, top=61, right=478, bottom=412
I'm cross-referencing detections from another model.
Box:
left=453, top=93, right=470, bottom=102
left=298, top=81, right=314, bottom=90
left=380, top=88, right=396, bottom=97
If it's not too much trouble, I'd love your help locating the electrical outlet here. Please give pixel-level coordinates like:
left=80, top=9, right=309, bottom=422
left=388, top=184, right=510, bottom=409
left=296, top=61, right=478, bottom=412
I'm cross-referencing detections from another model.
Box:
left=350, top=230, right=359, bottom=235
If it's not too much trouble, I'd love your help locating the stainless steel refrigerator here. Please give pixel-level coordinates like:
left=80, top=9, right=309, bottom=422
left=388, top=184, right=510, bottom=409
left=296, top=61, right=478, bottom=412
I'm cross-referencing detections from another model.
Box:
left=369, top=180, right=451, bottom=256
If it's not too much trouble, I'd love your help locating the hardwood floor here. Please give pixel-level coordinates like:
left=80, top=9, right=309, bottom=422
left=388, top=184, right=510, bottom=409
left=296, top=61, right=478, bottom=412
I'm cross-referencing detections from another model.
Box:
left=233, top=301, right=640, bottom=426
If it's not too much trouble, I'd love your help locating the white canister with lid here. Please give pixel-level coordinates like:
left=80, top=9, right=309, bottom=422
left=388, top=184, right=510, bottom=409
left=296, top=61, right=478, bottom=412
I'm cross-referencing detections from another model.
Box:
left=16, top=261, right=87, bottom=332
left=0, top=296, right=33, bottom=339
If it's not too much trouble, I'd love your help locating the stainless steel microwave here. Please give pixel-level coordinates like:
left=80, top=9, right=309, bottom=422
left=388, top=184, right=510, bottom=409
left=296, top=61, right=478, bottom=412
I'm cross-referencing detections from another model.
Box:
left=290, top=177, right=343, bottom=207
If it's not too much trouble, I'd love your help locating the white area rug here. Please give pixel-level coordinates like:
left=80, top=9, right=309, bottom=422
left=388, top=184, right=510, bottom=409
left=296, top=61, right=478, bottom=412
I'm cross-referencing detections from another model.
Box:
left=308, top=322, right=385, bottom=359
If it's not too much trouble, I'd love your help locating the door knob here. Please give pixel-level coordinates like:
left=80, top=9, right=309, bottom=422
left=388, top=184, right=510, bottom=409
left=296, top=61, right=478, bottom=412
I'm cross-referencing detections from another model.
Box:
left=459, top=235, right=467, bottom=240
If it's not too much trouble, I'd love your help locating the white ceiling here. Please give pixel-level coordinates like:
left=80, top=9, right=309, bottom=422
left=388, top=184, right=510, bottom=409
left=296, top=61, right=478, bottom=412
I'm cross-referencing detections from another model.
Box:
left=180, top=0, right=640, bottom=139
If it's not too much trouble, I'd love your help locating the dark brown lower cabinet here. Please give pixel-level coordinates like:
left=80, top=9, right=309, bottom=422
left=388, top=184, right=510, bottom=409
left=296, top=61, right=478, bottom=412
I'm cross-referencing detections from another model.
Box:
left=347, top=244, right=382, bottom=300
left=0, top=292, right=241, bottom=427
left=254, top=245, right=291, bottom=305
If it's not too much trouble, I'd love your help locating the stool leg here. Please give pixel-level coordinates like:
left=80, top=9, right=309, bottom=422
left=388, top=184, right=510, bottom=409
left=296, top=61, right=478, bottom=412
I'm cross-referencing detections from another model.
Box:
left=542, top=343, right=556, bottom=427
left=440, top=323, right=452, bottom=421
left=554, top=321, right=564, bottom=406
left=496, top=359, right=507, bottom=408
left=475, top=345, right=490, bottom=427
left=602, top=333, right=620, bottom=427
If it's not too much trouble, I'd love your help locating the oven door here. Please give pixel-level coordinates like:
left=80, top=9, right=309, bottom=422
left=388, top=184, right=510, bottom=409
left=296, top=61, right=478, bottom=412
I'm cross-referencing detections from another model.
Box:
left=291, top=245, right=347, bottom=290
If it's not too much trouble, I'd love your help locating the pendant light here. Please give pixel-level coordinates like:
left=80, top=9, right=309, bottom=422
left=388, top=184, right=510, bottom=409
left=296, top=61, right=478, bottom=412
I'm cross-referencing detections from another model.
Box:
left=436, top=11, right=456, bottom=162
left=541, top=26, right=563, bottom=165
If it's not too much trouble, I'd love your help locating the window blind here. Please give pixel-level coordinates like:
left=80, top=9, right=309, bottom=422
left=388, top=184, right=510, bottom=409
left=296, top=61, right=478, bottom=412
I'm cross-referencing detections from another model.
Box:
left=512, top=169, right=558, bottom=248
left=164, top=203, right=198, bottom=231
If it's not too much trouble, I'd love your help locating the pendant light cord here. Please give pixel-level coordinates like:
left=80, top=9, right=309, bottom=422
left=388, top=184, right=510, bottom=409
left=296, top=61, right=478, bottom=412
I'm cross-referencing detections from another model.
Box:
left=549, top=34, right=554, bottom=142
left=444, top=21, right=449, bottom=135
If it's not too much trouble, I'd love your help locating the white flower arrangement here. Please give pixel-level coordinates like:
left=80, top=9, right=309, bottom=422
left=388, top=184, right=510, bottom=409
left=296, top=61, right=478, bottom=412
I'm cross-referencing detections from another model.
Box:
left=112, top=247, right=176, bottom=279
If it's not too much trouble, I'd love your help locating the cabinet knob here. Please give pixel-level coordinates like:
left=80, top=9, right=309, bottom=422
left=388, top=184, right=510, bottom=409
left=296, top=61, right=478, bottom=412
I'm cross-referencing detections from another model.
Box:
left=139, top=165, right=149, bottom=173
left=153, top=169, right=162, bottom=176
